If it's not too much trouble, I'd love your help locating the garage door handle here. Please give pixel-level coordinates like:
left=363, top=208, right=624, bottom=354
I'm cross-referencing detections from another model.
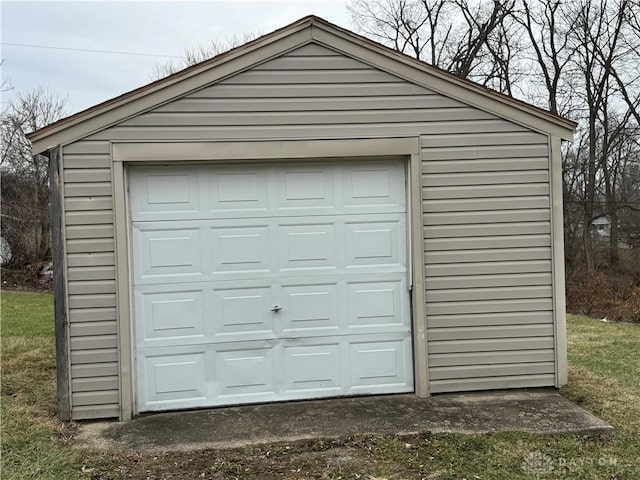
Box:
left=270, top=305, right=282, bottom=313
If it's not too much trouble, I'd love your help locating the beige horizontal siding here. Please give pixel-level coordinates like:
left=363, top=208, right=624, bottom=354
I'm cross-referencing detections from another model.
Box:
left=69, top=307, right=116, bottom=322
left=427, top=311, right=553, bottom=328
left=428, top=349, right=555, bottom=367
left=425, top=247, right=551, bottom=264
left=429, top=374, right=556, bottom=393
left=65, top=211, right=114, bottom=226
left=428, top=337, right=555, bottom=354
left=426, top=285, right=552, bottom=302
left=422, top=128, right=553, bottom=393
left=64, top=168, right=111, bottom=183
left=121, top=108, right=496, bottom=127
left=67, top=252, right=115, bottom=267
left=425, top=144, right=548, bottom=160
left=66, top=239, right=114, bottom=254
left=63, top=154, right=111, bottom=169
left=72, top=376, right=119, bottom=392
left=66, top=225, right=114, bottom=240
left=65, top=182, right=112, bottom=197
left=71, top=405, right=119, bottom=421
left=424, top=157, right=549, bottom=173
left=70, top=335, right=117, bottom=350
left=68, top=294, right=116, bottom=309
left=65, top=197, right=113, bottom=211
left=424, top=222, right=550, bottom=238
left=429, top=362, right=554, bottom=380
left=427, top=273, right=552, bottom=289
left=71, top=362, right=118, bottom=378
left=72, top=390, right=119, bottom=406
left=155, top=95, right=458, bottom=113
left=427, top=298, right=553, bottom=315
left=423, top=171, right=549, bottom=187
left=424, top=196, right=549, bottom=212
left=67, top=266, right=116, bottom=281
left=428, top=324, right=554, bottom=341
left=252, top=55, right=368, bottom=70
left=70, top=348, right=118, bottom=364
left=63, top=42, right=558, bottom=417
left=421, top=131, right=546, bottom=147
left=70, top=321, right=117, bottom=337
left=222, top=68, right=400, bottom=84
left=63, top=141, right=110, bottom=155
left=63, top=144, right=118, bottom=420
left=425, top=234, right=550, bottom=251
left=68, top=280, right=116, bottom=295
left=423, top=183, right=550, bottom=200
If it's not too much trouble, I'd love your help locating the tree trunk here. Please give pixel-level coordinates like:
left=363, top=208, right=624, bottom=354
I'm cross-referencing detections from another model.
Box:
left=583, top=117, right=597, bottom=271
left=609, top=210, right=619, bottom=267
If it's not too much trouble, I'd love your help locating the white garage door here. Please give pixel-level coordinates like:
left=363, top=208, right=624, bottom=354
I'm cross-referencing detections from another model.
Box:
left=129, top=160, right=413, bottom=412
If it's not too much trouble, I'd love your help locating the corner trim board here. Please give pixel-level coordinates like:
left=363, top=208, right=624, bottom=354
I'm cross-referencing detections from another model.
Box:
left=410, top=149, right=429, bottom=396
left=49, top=145, right=71, bottom=421
left=550, top=136, right=568, bottom=386
left=113, top=159, right=134, bottom=420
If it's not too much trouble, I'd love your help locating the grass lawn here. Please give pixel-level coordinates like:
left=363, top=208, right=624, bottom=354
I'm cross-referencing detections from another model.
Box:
left=2, top=290, right=639, bottom=479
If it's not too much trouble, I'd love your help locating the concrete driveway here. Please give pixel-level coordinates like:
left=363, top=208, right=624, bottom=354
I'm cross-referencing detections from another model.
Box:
left=76, top=389, right=613, bottom=452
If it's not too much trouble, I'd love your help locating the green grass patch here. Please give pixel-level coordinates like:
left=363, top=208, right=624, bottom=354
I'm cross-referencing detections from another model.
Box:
left=2, top=290, right=639, bottom=479
left=1, top=291, right=79, bottom=480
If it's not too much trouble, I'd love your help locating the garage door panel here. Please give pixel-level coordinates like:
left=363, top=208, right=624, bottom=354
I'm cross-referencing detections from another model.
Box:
left=283, top=344, right=342, bottom=393
left=212, top=286, right=276, bottom=341
left=137, top=289, right=205, bottom=342
left=349, top=338, right=413, bottom=391
left=208, top=168, right=269, bottom=215
left=131, top=160, right=412, bottom=412
left=281, top=283, right=340, bottom=333
left=134, top=226, right=204, bottom=282
left=275, top=166, right=336, bottom=214
left=211, top=225, right=271, bottom=274
left=343, top=164, right=405, bottom=212
left=215, top=346, right=276, bottom=400
left=346, top=219, right=404, bottom=268
left=129, top=168, right=202, bottom=221
left=347, top=279, right=409, bottom=330
left=279, top=223, right=337, bottom=272
left=141, top=350, right=207, bottom=406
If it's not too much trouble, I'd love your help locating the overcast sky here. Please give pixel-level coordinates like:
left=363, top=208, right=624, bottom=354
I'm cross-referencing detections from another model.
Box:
left=1, top=0, right=350, bottom=115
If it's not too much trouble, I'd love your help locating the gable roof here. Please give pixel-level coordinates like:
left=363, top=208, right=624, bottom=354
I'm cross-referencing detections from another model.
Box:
left=28, top=15, right=576, bottom=154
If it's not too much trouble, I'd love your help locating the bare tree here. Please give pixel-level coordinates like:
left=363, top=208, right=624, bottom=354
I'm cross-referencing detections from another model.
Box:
left=347, top=0, right=517, bottom=91
left=516, top=0, right=575, bottom=116
left=1, top=87, right=67, bottom=265
left=150, top=32, right=260, bottom=80
left=568, top=0, right=634, bottom=270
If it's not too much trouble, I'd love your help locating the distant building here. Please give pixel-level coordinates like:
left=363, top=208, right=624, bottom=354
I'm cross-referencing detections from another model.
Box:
left=591, top=215, right=611, bottom=238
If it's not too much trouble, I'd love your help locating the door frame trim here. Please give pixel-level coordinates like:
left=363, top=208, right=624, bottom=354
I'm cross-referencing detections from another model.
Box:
left=113, top=137, right=428, bottom=419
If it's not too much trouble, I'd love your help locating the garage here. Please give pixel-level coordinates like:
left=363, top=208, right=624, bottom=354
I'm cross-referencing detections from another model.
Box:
left=28, top=15, right=575, bottom=421
left=129, top=160, right=413, bottom=411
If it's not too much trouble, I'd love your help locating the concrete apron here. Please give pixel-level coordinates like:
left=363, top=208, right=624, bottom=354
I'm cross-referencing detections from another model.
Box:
left=76, top=389, right=613, bottom=452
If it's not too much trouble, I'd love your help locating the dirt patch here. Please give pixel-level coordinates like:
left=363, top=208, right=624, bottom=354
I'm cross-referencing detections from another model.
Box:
left=1, top=264, right=52, bottom=293
left=79, top=435, right=432, bottom=480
